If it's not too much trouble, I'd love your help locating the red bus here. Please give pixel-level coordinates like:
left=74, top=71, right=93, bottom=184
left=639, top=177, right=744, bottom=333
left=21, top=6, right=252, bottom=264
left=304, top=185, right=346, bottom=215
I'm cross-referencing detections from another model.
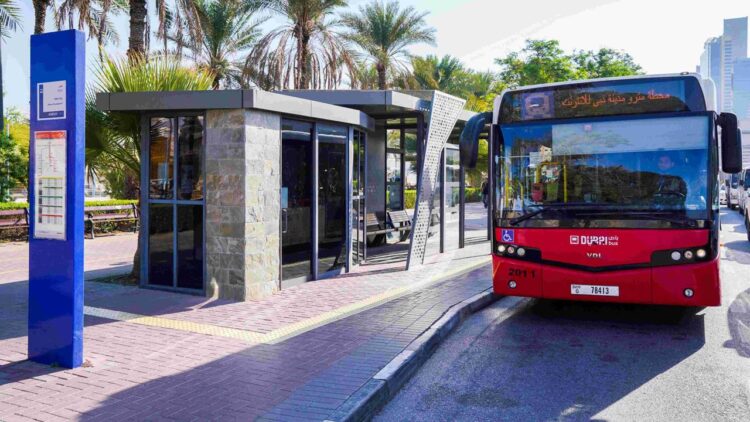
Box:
left=461, top=74, right=743, bottom=306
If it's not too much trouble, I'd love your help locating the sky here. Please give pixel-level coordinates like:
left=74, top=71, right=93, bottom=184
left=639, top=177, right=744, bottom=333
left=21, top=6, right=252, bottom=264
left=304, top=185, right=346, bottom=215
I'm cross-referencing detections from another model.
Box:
left=4, top=0, right=750, bottom=115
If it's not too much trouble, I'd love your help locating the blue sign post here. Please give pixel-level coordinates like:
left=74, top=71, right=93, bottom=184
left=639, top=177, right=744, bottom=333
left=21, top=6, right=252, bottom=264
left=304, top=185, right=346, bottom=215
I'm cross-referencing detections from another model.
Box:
left=28, top=30, right=85, bottom=369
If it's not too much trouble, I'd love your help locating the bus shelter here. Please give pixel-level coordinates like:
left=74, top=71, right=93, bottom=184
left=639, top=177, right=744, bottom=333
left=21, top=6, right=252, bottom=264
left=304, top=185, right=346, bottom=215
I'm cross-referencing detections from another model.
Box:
left=96, top=89, right=487, bottom=302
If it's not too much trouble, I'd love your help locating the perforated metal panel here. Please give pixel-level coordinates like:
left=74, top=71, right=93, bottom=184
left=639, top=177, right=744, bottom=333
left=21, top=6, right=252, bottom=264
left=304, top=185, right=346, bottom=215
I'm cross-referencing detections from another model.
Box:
left=407, top=92, right=466, bottom=269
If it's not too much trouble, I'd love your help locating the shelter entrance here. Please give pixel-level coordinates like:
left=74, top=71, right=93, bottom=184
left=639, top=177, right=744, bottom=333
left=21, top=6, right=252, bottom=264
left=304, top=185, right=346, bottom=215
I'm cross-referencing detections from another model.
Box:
left=281, top=119, right=365, bottom=287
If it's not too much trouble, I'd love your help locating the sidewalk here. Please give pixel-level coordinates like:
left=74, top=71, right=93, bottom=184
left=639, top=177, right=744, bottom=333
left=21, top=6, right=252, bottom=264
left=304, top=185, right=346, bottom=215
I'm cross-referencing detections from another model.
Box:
left=0, top=234, right=137, bottom=285
left=0, top=239, right=491, bottom=421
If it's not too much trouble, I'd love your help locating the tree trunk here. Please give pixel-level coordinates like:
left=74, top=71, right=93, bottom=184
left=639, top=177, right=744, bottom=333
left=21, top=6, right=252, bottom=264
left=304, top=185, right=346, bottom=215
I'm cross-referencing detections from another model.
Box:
left=33, top=0, right=48, bottom=34
left=296, top=26, right=311, bottom=89
left=376, top=62, right=387, bottom=90
left=127, top=0, right=148, bottom=60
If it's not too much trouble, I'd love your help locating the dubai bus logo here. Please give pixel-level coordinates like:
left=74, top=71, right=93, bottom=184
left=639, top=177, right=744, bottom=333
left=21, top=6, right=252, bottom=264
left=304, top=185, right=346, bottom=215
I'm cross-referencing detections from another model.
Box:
left=570, top=235, right=619, bottom=246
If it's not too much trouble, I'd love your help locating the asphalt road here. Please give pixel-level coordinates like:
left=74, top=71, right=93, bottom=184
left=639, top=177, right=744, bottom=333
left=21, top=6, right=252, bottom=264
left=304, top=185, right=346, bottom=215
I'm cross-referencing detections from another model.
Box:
left=377, top=208, right=750, bottom=421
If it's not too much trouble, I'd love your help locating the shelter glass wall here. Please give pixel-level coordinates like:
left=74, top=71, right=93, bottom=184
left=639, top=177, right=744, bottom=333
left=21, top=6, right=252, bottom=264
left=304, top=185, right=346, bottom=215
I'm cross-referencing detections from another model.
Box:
left=145, top=115, right=205, bottom=292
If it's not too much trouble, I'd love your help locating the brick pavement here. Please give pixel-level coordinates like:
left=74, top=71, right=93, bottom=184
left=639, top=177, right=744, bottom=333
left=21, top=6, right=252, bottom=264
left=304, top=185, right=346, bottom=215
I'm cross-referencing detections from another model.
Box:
left=0, top=238, right=491, bottom=421
left=0, top=234, right=137, bottom=285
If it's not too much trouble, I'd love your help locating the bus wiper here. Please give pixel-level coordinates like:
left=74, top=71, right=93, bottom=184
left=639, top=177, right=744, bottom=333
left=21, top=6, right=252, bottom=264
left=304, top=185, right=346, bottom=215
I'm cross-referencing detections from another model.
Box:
left=508, top=207, right=548, bottom=226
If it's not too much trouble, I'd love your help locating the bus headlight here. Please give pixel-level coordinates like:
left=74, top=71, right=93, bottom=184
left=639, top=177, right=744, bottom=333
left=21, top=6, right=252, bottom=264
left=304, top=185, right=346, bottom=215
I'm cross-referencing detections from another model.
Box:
left=507, top=246, right=516, bottom=255
left=696, top=249, right=707, bottom=259
left=684, top=250, right=694, bottom=260
left=497, top=244, right=506, bottom=254
left=671, top=251, right=682, bottom=261
left=517, top=248, right=526, bottom=257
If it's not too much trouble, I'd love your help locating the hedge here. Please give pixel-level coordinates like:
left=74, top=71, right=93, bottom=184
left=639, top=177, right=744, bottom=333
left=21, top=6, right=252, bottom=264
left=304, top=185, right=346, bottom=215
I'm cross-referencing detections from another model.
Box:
left=404, top=188, right=482, bottom=209
left=0, top=199, right=137, bottom=211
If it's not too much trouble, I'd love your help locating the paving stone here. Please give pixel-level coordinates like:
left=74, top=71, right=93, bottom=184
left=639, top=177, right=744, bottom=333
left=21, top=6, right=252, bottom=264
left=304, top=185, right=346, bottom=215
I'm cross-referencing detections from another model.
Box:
left=1, top=232, right=490, bottom=420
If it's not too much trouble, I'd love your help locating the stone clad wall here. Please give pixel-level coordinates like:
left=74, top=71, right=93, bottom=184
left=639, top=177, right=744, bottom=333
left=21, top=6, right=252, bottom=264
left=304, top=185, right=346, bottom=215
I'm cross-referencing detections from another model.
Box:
left=205, top=109, right=281, bottom=301
left=244, top=110, right=281, bottom=298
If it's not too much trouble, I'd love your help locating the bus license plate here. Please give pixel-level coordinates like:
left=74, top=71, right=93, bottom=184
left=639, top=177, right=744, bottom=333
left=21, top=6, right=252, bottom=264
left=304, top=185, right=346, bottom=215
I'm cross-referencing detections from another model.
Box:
left=571, top=284, right=619, bottom=297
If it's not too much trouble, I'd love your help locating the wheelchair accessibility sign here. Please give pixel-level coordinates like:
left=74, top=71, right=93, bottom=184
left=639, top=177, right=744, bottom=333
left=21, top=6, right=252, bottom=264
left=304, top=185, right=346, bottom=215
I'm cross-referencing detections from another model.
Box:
left=501, top=229, right=514, bottom=243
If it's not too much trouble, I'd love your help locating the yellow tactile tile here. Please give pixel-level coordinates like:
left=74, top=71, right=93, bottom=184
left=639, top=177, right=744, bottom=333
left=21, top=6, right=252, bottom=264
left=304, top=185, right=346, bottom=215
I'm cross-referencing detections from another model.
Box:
left=84, top=257, right=489, bottom=344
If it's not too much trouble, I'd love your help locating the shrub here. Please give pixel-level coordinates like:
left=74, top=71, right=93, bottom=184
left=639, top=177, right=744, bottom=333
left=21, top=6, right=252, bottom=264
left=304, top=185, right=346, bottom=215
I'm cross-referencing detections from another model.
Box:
left=0, top=199, right=138, bottom=211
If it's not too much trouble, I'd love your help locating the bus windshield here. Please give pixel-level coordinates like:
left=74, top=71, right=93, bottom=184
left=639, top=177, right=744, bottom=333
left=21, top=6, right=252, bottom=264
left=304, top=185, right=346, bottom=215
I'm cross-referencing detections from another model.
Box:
left=497, top=114, right=710, bottom=227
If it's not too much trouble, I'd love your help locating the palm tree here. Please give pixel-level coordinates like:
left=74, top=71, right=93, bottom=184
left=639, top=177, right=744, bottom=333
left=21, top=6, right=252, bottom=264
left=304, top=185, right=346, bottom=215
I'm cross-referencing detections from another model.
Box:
left=245, top=0, right=354, bottom=90
left=171, top=0, right=264, bottom=89
left=88, top=54, right=213, bottom=278
left=127, top=0, right=203, bottom=60
left=411, top=55, right=466, bottom=94
left=0, top=0, right=21, bottom=132
left=32, top=0, right=50, bottom=34
left=54, top=0, right=127, bottom=60
left=127, top=0, right=147, bottom=58
left=153, top=0, right=205, bottom=57
left=341, top=0, right=435, bottom=90
left=409, top=54, right=498, bottom=112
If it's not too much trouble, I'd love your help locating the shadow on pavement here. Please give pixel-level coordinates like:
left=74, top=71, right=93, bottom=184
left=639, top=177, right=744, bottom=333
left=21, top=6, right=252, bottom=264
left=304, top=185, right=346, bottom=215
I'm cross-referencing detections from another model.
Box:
left=0, top=280, right=31, bottom=342
left=726, top=288, right=750, bottom=357
left=406, top=299, right=705, bottom=421
left=0, top=360, right=67, bottom=386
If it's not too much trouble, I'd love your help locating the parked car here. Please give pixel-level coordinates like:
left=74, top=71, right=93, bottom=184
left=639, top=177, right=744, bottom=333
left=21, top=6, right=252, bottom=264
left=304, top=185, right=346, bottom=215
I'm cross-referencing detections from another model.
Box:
left=738, top=168, right=750, bottom=215
left=728, top=173, right=740, bottom=210
left=720, top=184, right=728, bottom=205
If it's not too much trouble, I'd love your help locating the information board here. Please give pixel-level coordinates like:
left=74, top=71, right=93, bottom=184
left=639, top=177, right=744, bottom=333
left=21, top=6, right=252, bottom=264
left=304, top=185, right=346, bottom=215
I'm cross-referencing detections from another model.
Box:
left=33, top=130, right=67, bottom=240
left=37, top=80, right=67, bottom=120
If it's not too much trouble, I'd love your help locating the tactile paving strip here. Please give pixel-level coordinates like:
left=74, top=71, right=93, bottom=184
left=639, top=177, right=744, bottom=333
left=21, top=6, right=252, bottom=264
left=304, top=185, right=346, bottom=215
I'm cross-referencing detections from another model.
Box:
left=83, top=257, right=488, bottom=344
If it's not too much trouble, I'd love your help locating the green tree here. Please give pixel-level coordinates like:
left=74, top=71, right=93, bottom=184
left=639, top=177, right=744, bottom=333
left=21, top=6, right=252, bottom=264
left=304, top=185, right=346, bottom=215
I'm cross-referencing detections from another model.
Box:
left=495, top=39, right=643, bottom=88
left=0, top=0, right=21, bottom=133
left=342, top=0, right=435, bottom=89
left=350, top=62, right=379, bottom=89
left=0, top=132, right=27, bottom=202
left=407, top=55, right=498, bottom=112
left=172, top=0, right=264, bottom=89
left=410, top=55, right=465, bottom=94
left=246, top=0, right=354, bottom=90
left=571, top=48, right=642, bottom=79
left=495, top=39, right=575, bottom=88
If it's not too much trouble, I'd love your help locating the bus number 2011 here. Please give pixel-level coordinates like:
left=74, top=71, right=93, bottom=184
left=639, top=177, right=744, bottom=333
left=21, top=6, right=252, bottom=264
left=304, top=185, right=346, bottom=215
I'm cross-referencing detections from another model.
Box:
left=508, top=268, right=535, bottom=278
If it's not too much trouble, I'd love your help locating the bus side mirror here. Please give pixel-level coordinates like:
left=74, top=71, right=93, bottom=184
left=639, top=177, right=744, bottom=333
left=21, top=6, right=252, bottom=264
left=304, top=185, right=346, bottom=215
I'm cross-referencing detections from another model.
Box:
left=459, top=112, right=491, bottom=169
left=719, top=112, right=742, bottom=174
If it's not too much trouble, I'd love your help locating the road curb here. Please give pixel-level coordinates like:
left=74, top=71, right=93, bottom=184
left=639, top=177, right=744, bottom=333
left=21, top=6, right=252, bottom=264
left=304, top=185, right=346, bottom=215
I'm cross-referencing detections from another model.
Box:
left=326, top=288, right=500, bottom=422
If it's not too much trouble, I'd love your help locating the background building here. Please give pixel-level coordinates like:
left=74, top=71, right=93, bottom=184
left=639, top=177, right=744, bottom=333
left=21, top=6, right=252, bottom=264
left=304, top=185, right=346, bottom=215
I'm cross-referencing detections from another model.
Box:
left=697, top=17, right=748, bottom=113
left=734, top=58, right=750, bottom=128
left=721, top=17, right=748, bottom=112
left=700, top=37, right=723, bottom=106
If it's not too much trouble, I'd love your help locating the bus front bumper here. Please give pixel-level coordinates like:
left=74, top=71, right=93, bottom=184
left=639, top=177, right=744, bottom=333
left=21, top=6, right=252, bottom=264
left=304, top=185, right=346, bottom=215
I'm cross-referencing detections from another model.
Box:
left=492, top=255, right=721, bottom=307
